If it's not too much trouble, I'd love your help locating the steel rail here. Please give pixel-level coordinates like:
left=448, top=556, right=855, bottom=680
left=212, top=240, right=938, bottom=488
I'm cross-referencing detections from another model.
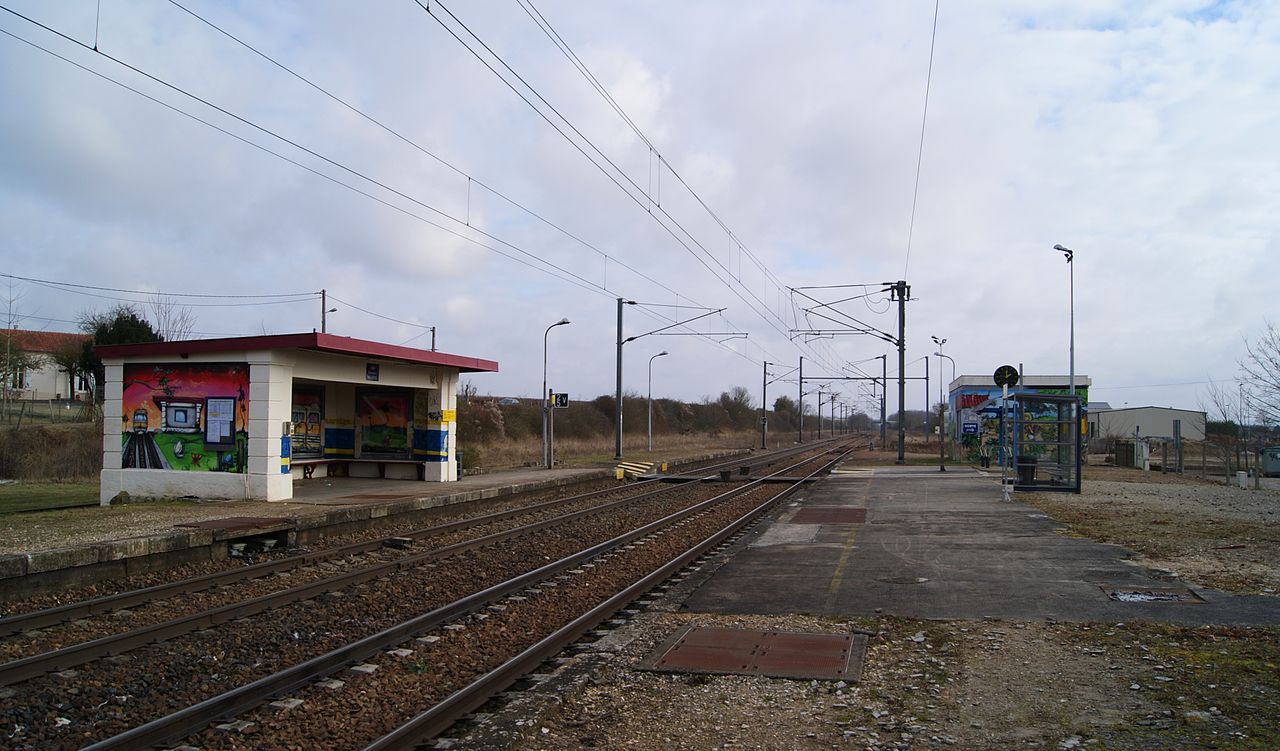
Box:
left=2, top=439, right=831, bottom=636
left=0, top=473, right=727, bottom=687
left=364, top=443, right=857, bottom=750
left=79, top=442, right=854, bottom=751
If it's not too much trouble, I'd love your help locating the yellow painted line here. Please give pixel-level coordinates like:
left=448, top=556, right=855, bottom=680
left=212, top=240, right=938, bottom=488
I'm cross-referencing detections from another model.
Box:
left=823, top=476, right=873, bottom=610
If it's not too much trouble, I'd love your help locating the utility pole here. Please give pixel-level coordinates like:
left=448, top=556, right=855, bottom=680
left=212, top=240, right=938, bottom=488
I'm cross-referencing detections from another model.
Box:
left=924, top=356, right=930, bottom=441
left=879, top=354, right=887, bottom=449
left=614, top=298, right=625, bottom=460
left=893, top=280, right=908, bottom=464
left=760, top=361, right=768, bottom=449
left=797, top=356, right=804, bottom=444
left=320, top=289, right=327, bottom=334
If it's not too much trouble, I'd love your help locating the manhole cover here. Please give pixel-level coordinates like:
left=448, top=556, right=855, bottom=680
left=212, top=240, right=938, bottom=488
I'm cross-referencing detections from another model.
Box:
left=791, top=507, right=866, bottom=524
left=1101, top=586, right=1203, bottom=603
left=640, top=627, right=867, bottom=681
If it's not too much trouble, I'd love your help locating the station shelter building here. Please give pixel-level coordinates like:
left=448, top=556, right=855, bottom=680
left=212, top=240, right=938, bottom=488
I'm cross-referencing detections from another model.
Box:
left=96, top=333, right=498, bottom=504
left=945, top=374, right=1091, bottom=465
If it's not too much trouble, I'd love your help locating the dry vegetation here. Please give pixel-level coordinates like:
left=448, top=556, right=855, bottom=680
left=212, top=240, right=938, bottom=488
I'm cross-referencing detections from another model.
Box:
left=0, top=422, right=101, bottom=480
left=1024, top=465, right=1280, bottom=595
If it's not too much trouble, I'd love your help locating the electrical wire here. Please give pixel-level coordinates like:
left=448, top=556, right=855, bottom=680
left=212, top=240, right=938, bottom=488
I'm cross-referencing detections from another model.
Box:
left=325, top=294, right=432, bottom=330
left=902, top=0, right=940, bottom=278
left=414, top=0, right=842, bottom=372
left=0, top=272, right=313, bottom=299
left=0, top=5, right=836, bottom=375
left=164, top=0, right=687, bottom=314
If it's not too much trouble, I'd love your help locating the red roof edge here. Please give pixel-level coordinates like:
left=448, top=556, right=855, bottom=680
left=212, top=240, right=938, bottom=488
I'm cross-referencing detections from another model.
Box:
left=94, top=332, right=499, bottom=373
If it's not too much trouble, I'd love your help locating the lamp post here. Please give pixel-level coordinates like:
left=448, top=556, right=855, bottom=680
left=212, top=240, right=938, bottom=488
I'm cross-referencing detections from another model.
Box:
left=935, top=348, right=955, bottom=470
left=647, top=351, right=668, bottom=452
left=1052, top=244, right=1075, bottom=395
left=931, top=336, right=947, bottom=471
left=542, top=317, right=570, bottom=469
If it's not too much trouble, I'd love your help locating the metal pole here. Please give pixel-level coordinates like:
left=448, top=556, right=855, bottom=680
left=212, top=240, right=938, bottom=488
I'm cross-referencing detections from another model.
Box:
left=647, top=359, right=653, bottom=452
left=431, top=326, right=436, bottom=352
left=879, top=354, right=887, bottom=449
left=647, top=351, right=667, bottom=452
left=798, top=356, right=804, bottom=444
left=321, top=289, right=327, bottom=334
left=896, top=280, right=907, bottom=464
left=817, top=386, right=823, bottom=440
left=1069, top=252, right=1075, bottom=396
left=615, top=298, right=624, bottom=460
left=542, top=318, right=569, bottom=469
left=1001, top=383, right=1011, bottom=502
left=760, top=361, right=768, bottom=449
left=924, top=356, right=929, bottom=442
left=938, top=345, right=945, bottom=472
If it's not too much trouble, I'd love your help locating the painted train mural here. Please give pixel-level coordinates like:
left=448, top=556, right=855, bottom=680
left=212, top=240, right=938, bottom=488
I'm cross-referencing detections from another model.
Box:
left=120, top=363, right=249, bottom=472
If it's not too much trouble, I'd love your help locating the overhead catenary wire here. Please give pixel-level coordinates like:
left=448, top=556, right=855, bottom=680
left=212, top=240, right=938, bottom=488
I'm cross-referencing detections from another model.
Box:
left=0, top=272, right=314, bottom=299
left=0, top=5, right=779, bottom=371
left=414, top=0, right=845, bottom=374
left=0, top=6, right=841, bottom=377
left=0, top=20, right=610, bottom=301
left=163, top=0, right=690, bottom=313
left=901, top=0, right=940, bottom=279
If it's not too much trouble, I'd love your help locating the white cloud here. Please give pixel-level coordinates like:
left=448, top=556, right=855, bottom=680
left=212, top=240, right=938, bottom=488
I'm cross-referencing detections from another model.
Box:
left=0, top=0, right=1276, bottom=414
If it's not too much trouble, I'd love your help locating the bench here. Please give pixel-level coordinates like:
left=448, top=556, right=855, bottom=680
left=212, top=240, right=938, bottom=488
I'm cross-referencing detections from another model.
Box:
left=292, top=458, right=427, bottom=481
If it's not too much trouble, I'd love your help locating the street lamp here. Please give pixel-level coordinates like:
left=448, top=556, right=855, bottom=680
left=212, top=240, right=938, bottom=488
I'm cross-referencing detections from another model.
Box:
left=1053, top=244, right=1075, bottom=395
left=542, top=317, right=570, bottom=469
left=647, top=351, right=668, bottom=452
left=931, top=336, right=947, bottom=471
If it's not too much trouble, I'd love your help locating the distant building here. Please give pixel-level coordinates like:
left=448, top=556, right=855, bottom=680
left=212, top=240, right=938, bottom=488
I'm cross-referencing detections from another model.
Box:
left=1, top=329, right=92, bottom=400
left=1088, top=405, right=1205, bottom=441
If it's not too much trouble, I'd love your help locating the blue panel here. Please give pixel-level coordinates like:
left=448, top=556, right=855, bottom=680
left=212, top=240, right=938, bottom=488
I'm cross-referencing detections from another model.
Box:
left=414, top=427, right=447, bottom=453
left=324, top=427, right=355, bottom=456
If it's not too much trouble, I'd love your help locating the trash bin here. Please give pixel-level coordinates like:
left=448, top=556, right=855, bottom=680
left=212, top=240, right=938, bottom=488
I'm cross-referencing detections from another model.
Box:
left=1016, top=456, right=1037, bottom=485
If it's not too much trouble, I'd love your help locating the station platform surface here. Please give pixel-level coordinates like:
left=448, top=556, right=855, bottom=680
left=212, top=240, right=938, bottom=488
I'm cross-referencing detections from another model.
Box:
left=683, top=463, right=1280, bottom=627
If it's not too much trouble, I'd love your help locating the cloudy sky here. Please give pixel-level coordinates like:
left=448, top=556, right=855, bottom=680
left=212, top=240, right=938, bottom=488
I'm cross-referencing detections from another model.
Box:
left=1, top=0, right=1276, bottom=418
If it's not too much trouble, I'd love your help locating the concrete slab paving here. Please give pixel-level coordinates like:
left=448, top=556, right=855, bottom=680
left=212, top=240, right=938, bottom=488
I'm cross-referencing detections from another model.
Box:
left=683, top=464, right=1280, bottom=626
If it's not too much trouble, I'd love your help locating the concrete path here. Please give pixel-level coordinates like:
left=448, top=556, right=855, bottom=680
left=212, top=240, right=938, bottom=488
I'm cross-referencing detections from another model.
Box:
left=683, top=464, right=1280, bottom=626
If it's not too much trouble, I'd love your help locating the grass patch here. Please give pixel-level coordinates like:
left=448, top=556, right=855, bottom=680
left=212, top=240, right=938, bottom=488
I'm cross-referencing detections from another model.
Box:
left=1065, top=622, right=1280, bottom=749
left=0, top=480, right=98, bottom=514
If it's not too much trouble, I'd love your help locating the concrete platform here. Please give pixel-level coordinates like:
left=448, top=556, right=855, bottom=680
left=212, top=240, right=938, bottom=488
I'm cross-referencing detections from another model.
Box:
left=683, top=464, right=1280, bottom=627
left=0, top=466, right=614, bottom=602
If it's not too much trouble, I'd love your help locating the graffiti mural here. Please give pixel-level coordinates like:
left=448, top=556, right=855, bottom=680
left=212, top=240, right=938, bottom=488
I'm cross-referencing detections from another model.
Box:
left=121, top=363, right=249, bottom=472
left=291, top=387, right=324, bottom=459
left=358, top=389, right=412, bottom=459
left=953, top=386, right=1088, bottom=465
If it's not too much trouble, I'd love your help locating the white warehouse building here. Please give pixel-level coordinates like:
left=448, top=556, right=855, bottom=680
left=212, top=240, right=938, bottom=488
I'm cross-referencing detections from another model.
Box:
left=1088, top=405, right=1206, bottom=441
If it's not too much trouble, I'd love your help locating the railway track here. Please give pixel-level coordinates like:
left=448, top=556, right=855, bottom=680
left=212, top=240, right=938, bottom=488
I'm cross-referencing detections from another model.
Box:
left=0, top=438, right=857, bottom=749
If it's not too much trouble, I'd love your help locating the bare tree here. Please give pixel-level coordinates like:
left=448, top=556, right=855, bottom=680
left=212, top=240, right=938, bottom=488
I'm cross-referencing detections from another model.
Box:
left=148, top=295, right=197, bottom=341
left=1240, top=321, right=1280, bottom=428
left=1200, top=380, right=1247, bottom=478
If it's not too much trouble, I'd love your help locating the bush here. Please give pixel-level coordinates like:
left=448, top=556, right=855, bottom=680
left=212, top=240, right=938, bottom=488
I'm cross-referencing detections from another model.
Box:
left=0, top=423, right=101, bottom=480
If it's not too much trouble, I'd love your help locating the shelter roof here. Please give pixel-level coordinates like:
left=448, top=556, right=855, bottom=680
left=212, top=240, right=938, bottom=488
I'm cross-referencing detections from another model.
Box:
left=95, top=332, right=499, bottom=373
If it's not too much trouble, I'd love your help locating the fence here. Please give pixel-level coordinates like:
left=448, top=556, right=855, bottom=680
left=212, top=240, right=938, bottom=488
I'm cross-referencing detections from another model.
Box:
left=0, top=398, right=98, bottom=427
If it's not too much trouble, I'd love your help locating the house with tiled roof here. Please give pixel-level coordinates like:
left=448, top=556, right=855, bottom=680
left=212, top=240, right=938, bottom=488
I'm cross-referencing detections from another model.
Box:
left=1, top=329, right=93, bottom=400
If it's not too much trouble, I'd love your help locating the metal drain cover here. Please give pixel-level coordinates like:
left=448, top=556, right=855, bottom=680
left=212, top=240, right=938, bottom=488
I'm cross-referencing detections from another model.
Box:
left=1101, top=585, right=1203, bottom=603
left=791, top=507, right=867, bottom=524
left=640, top=626, right=867, bottom=681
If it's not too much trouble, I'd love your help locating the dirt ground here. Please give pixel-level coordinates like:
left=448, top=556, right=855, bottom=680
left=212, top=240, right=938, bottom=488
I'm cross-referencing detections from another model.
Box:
left=501, top=463, right=1280, bottom=751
